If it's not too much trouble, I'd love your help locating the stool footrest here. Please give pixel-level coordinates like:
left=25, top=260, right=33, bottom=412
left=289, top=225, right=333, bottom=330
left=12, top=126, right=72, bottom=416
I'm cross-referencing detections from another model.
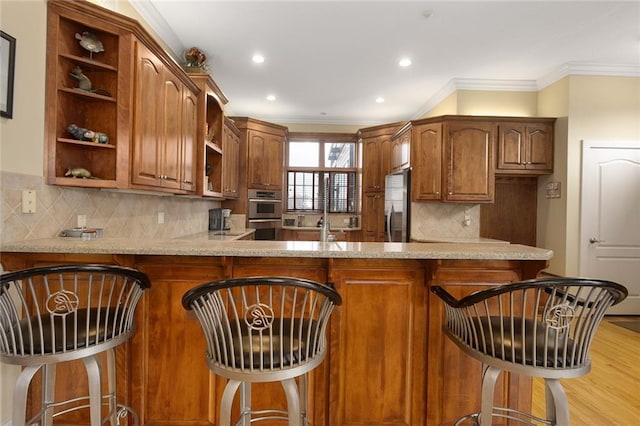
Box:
left=25, top=396, right=138, bottom=426
left=236, top=408, right=298, bottom=425
left=454, top=407, right=554, bottom=426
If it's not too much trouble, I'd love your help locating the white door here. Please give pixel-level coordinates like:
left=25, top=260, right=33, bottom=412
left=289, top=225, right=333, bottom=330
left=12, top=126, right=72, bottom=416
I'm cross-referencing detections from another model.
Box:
left=580, top=140, right=640, bottom=314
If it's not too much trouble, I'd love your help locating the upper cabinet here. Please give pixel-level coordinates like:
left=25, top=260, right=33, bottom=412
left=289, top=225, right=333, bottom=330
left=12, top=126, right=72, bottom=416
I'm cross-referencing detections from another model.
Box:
left=45, top=0, right=209, bottom=196
left=410, top=117, right=496, bottom=203
left=360, top=123, right=402, bottom=192
left=496, top=119, right=555, bottom=174
left=222, top=117, right=241, bottom=198
left=391, top=124, right=411, bottom=172
left=189, top=74, right=229, bottom=198
left=443, top=120, right=496, bottom=202
left=231, top=118, right=287, bottom=191
left=45, top=0, right=133, bottom=188
left=131, top=42, right=200, bottom=193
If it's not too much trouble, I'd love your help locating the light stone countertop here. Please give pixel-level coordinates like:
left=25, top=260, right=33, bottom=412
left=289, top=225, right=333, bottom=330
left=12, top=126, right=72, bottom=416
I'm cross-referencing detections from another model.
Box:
left=1, top=234, right=553, bottom=260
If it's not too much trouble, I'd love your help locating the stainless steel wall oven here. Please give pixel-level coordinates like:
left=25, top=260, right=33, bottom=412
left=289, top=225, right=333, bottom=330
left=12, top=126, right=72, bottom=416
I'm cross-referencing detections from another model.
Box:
left=248, top=189, right=282, bottom=240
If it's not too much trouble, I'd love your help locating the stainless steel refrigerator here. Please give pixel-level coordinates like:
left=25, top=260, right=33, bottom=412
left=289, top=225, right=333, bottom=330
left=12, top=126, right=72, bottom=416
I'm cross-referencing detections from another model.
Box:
left=384, top=169, right=410, bottom=242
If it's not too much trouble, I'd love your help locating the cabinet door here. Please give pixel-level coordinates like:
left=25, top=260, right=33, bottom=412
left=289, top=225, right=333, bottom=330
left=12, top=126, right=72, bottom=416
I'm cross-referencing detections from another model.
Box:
left=222, top=122, right=240, bottom=198
left=362, top=137, right=391, bottom=192
left=330, top=262, right=426, bottom=426
left=180, top=89, right=198, bottom=192
left=132, top=44, right=163, bottom=187
left=411, top=123, right=443, bottom=201
left=525, top=123, right=553, bottom=172
left=132, top=260, right=227, bottom=425
left=497, top=123, right=553, bottom=174
left=497, top=124, right=526, bottom=171
left=159, top=76, right=183, bottom=190
left=247, top=130, right=284, bottom=189
left=391, top=132, right=410, bottom=171
left=426, top=260, right=537, bottom=426
left=361, top=192, right=384, bottom=241
left=443, top=121, right=495, bottom=202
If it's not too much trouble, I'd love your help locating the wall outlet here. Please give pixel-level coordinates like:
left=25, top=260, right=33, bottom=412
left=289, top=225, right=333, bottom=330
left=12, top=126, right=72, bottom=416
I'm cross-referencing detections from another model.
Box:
left=158, top=212, right=165, bottom=224
left=22, top=190, right=36, bottom=213
left=77, top=214, right=87, bottom=228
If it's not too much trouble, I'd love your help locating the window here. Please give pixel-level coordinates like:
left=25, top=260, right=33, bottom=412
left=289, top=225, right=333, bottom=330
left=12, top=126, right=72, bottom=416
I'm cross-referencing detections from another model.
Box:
left=287, top=133, right=357, bottom=213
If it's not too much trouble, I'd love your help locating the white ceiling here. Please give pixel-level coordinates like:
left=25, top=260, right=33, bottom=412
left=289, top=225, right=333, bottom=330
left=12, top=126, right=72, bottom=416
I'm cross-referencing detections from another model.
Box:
left=132, top=1, right=640, bottom=126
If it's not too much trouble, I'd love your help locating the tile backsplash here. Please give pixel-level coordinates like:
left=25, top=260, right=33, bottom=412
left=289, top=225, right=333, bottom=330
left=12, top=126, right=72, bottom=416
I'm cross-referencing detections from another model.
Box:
left=1, top=171, right=480, bottom=244
left=1, top=171, right=221, bottom=243
left=410, top=202, right=480, bottom=239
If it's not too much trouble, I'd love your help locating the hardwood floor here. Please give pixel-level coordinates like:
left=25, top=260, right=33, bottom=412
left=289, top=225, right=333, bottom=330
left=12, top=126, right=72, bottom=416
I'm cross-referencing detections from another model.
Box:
left=532, top=316, right=640, bottom=425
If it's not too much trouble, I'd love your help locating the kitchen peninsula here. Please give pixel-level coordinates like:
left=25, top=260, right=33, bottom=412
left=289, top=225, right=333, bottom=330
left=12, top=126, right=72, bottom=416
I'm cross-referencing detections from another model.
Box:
left=1, top=238, right=551, bottom=426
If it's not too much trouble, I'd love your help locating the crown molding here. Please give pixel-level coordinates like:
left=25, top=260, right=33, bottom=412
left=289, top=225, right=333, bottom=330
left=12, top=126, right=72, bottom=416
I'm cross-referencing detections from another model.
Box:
left=414, top=62, right=640, bottom=119
left=129, top=1, right=183, bottom=59
left=537, top=62, right=640, bottom=89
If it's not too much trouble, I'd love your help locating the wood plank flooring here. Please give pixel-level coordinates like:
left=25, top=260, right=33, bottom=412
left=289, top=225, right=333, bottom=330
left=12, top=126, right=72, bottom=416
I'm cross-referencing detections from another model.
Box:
left=532, top=316, right=640, bottom=425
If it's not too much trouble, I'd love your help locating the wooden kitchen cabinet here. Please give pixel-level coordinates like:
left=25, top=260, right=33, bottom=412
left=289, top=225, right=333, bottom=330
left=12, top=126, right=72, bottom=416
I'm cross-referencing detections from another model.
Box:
left=497, top=119, right=554, bottom=174
left=190, top=74, right=229, bottom=197
left=131, top=42, right=200, bottom=193
left=360, top=123, right=401, bottom=192
left=232, top=117, right=287, bottom=191
left=44, top=0, right=133, bottom=188
left=443, top=120, right=495, bottom=202
left=0, top=251, right=548, bottom=426
left=425, top=259, right=543, bottom=426
left=411, top=122, right=443, bottom=201
left=222, top=117, right=241, bottom=198
left=391, top=124, right=411, bottom=172
left=247, top=130, right=284, bottom=190
left=410, top=117, right=495, bottom=203
left=46, top=0, right=207, bottom=195
left=329, top=259, right=427, bottom=426
left=361, top=192, right=385, bottom=241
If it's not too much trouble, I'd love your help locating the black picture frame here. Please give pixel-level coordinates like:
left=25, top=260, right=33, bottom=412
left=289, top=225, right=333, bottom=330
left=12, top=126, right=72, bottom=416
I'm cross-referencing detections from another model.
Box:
left=1, top=31, right=16, bottom=119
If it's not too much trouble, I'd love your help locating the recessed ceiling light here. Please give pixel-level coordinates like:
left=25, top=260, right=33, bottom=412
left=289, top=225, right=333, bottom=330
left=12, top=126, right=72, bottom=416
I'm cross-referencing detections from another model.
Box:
left=252, top=54, right=265, bottom=64
left=399, top=58, right=412, bottom=67
left=376, top=97, right=385, bottom=104
left=266, top=94, right=276, bottom=101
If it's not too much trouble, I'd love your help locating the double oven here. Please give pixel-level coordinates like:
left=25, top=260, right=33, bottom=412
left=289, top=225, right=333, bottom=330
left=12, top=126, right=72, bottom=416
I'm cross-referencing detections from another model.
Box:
left=247, top=189, right=282, bottom=240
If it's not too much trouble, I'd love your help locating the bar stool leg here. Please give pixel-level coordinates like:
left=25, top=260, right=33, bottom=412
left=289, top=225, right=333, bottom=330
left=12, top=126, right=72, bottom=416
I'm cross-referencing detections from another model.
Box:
left=240, top=381, right=252, bottom=426
left=545, top=378, right=570, bottom=426
left=479, top=365, right=501, bottom=426
left=13, top=365, right=41, bottom=426
left=298, top=374, right=308, bottom=425
left=42, top=363, right=56, bottom=426
left=83, top=354, right=104, bottom=426
left=106, top=348, right=118, bottom=425
left=281, top=377, right=301, bottom=426
left=220, top=379, right=242, bottom=426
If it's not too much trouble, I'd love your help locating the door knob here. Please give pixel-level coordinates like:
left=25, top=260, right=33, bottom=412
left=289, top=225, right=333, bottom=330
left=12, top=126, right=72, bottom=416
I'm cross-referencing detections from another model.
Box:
left=589, top=237, right=603, bottom=244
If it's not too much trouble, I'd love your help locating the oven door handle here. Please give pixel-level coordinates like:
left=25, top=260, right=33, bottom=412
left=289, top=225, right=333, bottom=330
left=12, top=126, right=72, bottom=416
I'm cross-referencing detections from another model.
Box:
left=249, top=199, right=282, bottom=203
left=248, top=218, right=282, bottom=223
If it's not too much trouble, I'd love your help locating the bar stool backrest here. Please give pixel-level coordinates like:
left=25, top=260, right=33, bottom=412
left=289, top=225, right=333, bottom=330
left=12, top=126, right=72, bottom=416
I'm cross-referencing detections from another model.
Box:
left=0, top=264, right=151, bottom=366
left=182, top=276, right=342, bottom=379
left=431, top=277, right=628, bottom=376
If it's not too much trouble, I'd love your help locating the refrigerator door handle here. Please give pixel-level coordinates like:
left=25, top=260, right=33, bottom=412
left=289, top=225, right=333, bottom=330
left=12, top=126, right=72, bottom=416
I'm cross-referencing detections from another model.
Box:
left=387, top=205, right=395, bottom=242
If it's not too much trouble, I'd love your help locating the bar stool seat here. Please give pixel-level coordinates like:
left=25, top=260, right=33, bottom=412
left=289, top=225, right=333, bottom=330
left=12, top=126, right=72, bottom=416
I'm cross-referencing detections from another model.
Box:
left=182, top=276, right=341, bottom=426
left=431, top=277, right=627, bottom=426
left=0, top=264, right=151, bottom=426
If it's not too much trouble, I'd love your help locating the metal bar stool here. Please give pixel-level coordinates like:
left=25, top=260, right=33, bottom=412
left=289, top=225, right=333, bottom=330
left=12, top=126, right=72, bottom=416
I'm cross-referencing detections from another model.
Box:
left=0, top=264, right=151, bottom=425
left=182, top=276, right=342, bottom=426
left=431, top=277, right=627, bottom=426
